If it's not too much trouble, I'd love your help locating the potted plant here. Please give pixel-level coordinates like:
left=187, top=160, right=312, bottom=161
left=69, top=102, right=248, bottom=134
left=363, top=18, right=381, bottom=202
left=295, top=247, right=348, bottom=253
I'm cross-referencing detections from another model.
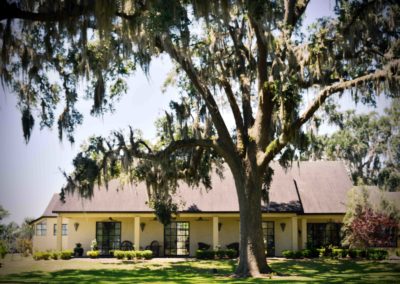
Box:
left=74, top=243, right=84, bottom=257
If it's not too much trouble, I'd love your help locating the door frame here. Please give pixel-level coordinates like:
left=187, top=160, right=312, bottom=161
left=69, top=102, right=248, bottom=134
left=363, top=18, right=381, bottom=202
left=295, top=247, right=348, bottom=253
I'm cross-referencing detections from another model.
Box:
left=164, top=221, right=190, bottom=257
left=96, top=221, right=121, bottom=255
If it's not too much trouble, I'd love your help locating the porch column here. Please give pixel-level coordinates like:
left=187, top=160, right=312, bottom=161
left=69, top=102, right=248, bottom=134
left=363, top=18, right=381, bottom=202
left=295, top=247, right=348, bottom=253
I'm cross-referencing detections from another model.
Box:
left=56, top=215, right=62, bottom=251
left=301, top=218, right=307, bottom=249
left=134, top=216, right=140, bottom=251
left=291, top=216, right=298, bottom=251
left=212, top=216, right=219, bottom=250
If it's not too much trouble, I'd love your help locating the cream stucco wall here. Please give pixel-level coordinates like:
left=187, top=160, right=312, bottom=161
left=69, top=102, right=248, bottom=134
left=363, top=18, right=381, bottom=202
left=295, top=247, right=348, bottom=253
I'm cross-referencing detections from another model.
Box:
left=32, top=218, right=68, bottom=252
left=33, top=213, right=354, bottom=256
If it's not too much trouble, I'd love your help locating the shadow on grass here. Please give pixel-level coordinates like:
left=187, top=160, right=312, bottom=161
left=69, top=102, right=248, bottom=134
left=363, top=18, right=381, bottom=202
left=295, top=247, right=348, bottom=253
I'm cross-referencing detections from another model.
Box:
left=0, top=259, right=399, bottom=283
left=270, top=258, right=400, bottom=283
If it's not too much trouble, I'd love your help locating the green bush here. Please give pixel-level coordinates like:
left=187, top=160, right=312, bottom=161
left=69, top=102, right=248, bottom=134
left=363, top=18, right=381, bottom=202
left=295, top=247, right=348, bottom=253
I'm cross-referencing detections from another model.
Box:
left=282, top=250, right=295, bottom=258
left=142, top=250, right=153, bottom=260
left=86, top=250, right=100, bottom=258
left=215, top=250, right=225, bottom=259
left=0, top=241, right=7, bottom=259
left=332, top=249, right=348, bottom=258
left=348, top=249, right=369, bottom=259
left=33, top=252, right=43, bottom=260
left=196, top=250, right=215, bottom=259
left=51, top=251, right=60, bottom=260
left=367, top=249, right=388, bottom=260
left=125, top=251, right=136, bottom=260
left=60, top=250, right=73, bottom=260
left=135, top=251, right=143, bottom=259
left=113, top=250, right=124, bottom=259
left=294, top=250, right=303, bottom=259
left=42, top=252, right=51, bottom=260
left=225, top=249, right=237, bottom=259
left=396, top=249, right=400, bottom=257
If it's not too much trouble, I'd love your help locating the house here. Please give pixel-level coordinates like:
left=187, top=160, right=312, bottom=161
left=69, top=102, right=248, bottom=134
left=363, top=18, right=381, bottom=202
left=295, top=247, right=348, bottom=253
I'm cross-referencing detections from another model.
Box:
left=31, top=161, right=394, bottom=257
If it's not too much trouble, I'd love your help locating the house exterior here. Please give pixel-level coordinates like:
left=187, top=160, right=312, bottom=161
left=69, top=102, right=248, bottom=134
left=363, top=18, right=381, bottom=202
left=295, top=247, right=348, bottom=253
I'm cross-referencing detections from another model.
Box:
left=32, top=161, right=396, bottom=257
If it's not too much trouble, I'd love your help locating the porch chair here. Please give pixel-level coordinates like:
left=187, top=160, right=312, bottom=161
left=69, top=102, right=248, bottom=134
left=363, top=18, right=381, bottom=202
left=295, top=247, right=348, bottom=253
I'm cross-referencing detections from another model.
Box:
left=120, top=240, right=133, bottom=251
left=145, top=240, right=161, bottom=257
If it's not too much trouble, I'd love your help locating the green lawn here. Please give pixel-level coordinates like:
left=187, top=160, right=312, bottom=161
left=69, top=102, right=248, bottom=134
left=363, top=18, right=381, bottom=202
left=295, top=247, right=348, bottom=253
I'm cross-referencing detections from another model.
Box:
left=0, top=256, right=399, bottom=283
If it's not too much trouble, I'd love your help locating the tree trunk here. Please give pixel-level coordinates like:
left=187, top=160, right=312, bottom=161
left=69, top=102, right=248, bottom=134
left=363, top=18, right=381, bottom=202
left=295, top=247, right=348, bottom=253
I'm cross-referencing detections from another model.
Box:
left=232, top=164, right=272, bottom=277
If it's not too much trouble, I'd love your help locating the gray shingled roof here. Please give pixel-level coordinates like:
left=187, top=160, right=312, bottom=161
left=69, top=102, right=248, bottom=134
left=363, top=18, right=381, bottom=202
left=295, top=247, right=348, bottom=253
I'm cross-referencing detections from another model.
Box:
left=46, top=161, right=352, bottom=215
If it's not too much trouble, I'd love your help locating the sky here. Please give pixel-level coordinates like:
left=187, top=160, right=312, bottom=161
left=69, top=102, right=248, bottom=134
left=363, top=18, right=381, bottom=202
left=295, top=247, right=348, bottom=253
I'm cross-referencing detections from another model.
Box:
left=0, top=1, right=392, bottom=224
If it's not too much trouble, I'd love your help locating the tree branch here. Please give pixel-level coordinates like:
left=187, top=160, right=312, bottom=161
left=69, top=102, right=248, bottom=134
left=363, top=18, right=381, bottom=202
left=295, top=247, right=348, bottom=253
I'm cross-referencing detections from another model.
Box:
left=155, top=33, right=236, bottom=154
left=259, top=59, right=400, bottom=167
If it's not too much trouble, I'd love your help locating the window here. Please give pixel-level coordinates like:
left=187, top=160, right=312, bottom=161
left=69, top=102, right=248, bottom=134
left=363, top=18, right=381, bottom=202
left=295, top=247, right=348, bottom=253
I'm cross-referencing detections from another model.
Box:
left=53, top=224, right=68, bottom=236
left=164, top=222, right=190, bottom=256
left=36, top=221, right=47, bottom=236
left=307, top=223, right=342, bottom=248
left=262, top=221, right=275, bottom=256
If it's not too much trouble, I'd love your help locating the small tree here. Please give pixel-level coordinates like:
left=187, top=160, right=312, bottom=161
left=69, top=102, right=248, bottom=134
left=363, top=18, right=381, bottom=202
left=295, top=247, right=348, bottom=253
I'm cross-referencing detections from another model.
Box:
left=342, top=187, right=399, bottom=248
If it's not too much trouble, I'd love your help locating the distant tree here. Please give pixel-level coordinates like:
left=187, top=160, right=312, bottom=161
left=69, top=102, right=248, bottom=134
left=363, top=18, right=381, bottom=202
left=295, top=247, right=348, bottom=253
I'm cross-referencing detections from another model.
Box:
left=1, top=0, right=399, bottom=276
left=302, top=100, right=400, bottom=191
left=342, top=187, right=399, bottom=248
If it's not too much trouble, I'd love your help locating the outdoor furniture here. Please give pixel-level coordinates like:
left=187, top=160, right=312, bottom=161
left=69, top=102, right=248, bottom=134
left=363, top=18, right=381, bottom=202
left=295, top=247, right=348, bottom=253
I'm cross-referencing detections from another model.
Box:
left=198, top=242, right=211, bottom=250
left=145, top=240, right=161, bottom=257
left=120, top=240, right=133, bottom=251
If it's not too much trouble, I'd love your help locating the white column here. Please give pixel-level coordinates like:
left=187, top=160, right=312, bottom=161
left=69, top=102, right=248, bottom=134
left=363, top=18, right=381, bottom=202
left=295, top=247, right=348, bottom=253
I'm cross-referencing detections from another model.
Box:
left=134, top=216, right=140, bottom=251
left=291, top=216, right=298, bottom=251
left=56, top=215, right=62, bottom=251
left=212, top=216, right=219, bottom=250
left=301, top=218, right=307, bottom=249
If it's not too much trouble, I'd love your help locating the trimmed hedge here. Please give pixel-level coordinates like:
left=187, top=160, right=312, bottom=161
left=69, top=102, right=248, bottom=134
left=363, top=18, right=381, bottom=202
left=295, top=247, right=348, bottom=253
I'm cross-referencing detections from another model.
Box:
left=86, top=250, right=100, bottom=258
left=282, top=248, right=388, bottom=260
left=195, top=249, right=237, bottom=260
left=60, top=250, right=74, bottom=260
left=112, top=250, right=153, bottom=260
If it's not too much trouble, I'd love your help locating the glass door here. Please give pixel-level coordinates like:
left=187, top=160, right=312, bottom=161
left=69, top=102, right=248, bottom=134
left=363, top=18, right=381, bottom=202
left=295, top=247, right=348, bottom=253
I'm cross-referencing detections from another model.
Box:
left=164, top=222, right=190, bottom=256
left=96, top=222, right=121, bottom=255
left=262, top=221, right=275, bottom=256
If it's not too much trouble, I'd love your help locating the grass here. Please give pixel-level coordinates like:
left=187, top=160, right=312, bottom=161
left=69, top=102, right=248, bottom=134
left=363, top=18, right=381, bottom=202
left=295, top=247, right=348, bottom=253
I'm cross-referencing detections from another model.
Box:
left=0, top=255, right=399, bottom=283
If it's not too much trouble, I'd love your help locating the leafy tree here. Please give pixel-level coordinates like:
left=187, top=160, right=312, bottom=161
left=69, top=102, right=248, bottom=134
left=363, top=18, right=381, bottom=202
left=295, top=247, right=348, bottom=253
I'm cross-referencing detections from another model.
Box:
left=302, top=100, right=400, bottom=191
left=1, top=0, right=399, bottom=276
left=342, top=187, right=399, bottom=248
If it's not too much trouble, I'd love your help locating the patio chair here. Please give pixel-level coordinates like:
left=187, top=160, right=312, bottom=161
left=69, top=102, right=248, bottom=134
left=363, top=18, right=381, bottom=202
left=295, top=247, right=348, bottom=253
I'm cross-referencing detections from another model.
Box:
left=198, top=242, right=211, bottom=250
left=145, top=240, right=161, bottom=257
left=120, top=240, right=133, bottom=251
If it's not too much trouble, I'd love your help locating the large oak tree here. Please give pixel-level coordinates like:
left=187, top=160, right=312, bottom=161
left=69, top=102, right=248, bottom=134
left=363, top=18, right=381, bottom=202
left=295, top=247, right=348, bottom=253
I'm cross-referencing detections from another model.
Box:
left=1, top=0, right=399, bottom=276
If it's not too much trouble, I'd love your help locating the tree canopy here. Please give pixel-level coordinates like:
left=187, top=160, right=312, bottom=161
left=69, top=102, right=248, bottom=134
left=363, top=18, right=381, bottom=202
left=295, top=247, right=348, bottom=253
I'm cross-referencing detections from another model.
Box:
left=1, top=0, right=399, bottom=277
left=301, top=100, right=400, bottom=191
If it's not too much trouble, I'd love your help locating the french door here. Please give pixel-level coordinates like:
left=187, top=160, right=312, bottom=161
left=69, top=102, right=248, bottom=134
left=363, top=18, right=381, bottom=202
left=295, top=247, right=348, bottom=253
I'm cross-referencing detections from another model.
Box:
left=262, top=221, right=275, bottom=256
left=96, top=222, right=121, bottom=255
left=164, top=222, right=190, bottom=256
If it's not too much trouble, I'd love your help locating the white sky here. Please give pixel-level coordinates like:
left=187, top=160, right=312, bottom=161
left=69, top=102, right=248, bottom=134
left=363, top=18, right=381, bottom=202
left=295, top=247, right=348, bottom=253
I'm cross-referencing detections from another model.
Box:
left=0, top=0, right=391, bottom=224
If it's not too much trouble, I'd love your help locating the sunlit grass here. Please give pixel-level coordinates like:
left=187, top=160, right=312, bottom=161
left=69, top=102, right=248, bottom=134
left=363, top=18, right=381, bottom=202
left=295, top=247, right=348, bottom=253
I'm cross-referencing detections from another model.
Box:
left=0, top=255, right=399, bottom=283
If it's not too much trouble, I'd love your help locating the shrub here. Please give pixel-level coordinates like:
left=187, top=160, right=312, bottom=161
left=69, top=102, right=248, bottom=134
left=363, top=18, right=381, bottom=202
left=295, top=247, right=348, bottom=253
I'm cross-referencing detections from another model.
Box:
left=282, top=250, right=295, bottom=258
left=113, top=250, right=125, bottom=259
left=367, top=249, right=388, bottom=260
left=125, top=251, right=136, bottom=260
left=396, top=249, right=400, bottom=257
left=135, top=251, right=143, bottom=259
left=225, top=249, right=237, bottom=259
left=348, top=249, right=368, bottom=259
left=215, top=250, right=225, bottom=259
left=33, top=252, right=43, bottom=260
left=60, top=250, right=73, bottom=260
left=109, top=250, right=114, bottom=257
left=51, top=251, right=60, bottom=260
left=196, top=250, right=215, bottom=259
left=301, top=249, right=312, bottom=258
left=86, top=250, right=100, bottom=258
left=42, top=252, right=51, bottom=260
left=142, top=250, right=153, bottom=260
left=16, top=239, right=32, bottom=255
left=0, top=241, right=7, bottom=259
left=293, top=250, right=303, bottom=259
